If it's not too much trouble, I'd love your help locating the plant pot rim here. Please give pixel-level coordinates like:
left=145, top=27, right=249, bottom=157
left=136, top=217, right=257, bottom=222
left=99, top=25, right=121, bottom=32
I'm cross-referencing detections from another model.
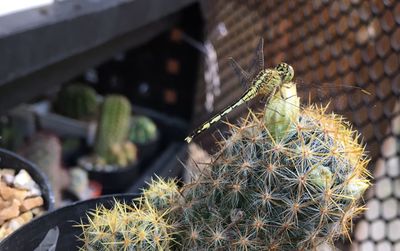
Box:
left=0, top=193, right=138, bottom=250
left=81, top=159, right=139, bottom=174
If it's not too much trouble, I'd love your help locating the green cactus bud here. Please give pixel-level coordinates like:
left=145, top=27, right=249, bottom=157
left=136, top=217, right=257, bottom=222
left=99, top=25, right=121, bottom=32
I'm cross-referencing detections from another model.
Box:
left=264, top=82, right=300, bottom=141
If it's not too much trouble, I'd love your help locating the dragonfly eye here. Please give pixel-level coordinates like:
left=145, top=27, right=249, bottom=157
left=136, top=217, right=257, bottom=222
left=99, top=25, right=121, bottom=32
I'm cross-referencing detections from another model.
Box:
left=276, top=63, right=294, bottom=82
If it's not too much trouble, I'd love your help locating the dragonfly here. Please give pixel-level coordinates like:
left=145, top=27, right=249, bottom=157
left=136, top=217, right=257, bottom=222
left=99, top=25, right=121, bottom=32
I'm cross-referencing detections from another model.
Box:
left=184, top=38, right=294, bottom=143
left=184, top=38, right=372, bottom=143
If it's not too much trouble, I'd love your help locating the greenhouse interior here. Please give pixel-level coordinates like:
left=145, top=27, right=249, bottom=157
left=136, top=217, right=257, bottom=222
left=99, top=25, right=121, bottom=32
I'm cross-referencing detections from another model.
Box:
left=0, top=1, right=399, bottom=250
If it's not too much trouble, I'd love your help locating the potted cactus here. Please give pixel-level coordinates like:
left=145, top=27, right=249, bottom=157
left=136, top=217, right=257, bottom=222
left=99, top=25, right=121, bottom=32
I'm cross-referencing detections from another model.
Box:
left=75, top=79, right=370, bottom=250
left=53, top=83, right=98, bottom=121
left=31, top=83, right=98, bottom=139
left=129, top=115, right=160, bottom=161
left=79, top=94, right=139, bottom=194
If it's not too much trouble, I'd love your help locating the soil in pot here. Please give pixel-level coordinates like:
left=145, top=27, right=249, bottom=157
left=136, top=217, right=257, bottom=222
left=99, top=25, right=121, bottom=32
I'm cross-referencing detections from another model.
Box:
left=0, top=148, right=55, bottom=241
left=0, top=148, right=54, bottom=210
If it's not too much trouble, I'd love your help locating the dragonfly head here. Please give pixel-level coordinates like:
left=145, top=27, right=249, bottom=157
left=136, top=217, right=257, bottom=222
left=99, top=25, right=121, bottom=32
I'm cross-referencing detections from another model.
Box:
left=275, top=63, right=294, bottom=82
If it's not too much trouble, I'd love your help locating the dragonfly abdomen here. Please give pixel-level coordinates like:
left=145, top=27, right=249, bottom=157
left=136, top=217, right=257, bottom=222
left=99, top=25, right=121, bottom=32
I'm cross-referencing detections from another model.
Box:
left=184, top=69, right=283, bottom=143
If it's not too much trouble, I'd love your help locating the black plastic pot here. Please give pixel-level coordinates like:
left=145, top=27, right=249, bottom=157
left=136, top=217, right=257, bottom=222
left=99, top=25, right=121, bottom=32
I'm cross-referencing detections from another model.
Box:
left=85, top=161, right=140, bottom=194
left=0, top=148, right=55, bottom=211
left=135, top=132, right=160, bottom=161
left=0, top=194, right=137, bottom=251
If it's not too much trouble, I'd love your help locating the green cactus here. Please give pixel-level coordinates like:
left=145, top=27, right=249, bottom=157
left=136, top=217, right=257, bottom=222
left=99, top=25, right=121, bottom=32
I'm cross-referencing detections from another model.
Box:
left=78, top=81, right=370, bottom=250
left=19, top=133, right=67, bottom=206
left=78, top=179, right=180, bottom=251
left=178, top=82, right=370, bottom=250
left=94, top=95, right=133, bottom=165
left=129, top=116, right=158, bottom=144
left=53, top=83, right=98, bottom=120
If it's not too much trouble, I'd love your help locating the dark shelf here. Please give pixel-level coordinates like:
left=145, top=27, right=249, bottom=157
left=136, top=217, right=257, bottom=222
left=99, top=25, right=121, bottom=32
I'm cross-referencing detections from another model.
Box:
left=0, top=0, right=197, bottom=114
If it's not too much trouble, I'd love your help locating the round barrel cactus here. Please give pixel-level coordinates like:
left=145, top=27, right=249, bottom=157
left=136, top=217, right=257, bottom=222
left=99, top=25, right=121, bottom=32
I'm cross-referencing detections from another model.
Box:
left=179, top=83, right=370, bottom=250
left=54, top=83, right=98, bottom=120
left=129, top=116, right=158, bottom=144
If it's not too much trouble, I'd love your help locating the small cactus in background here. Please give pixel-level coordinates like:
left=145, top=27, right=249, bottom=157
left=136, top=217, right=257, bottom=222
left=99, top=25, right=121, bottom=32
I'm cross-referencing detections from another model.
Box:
left=53, top=83, right=98, bottom=120
left=178, top=82, right=370, bottom=250
left=78, top=178, right=180, bottom=250
left=129, top=116, right=158, bottom=144
left=107, top=141, right=138, bottom=167
left=94, top=95, right=134, bottom=165
left=19, top=133, right=69, bottom=206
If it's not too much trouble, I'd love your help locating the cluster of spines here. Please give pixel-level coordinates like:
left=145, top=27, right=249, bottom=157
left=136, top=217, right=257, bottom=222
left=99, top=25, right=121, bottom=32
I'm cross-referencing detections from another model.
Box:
left=140, top=176, right=180, bottom=212
left=78, top=178, right=180, bottom=250
left=78, top=201, right=174, bottom=251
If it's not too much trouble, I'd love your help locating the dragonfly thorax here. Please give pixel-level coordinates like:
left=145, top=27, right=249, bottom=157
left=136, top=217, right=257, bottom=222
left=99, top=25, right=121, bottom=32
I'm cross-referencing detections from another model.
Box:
left=253, top=69, right=282, bottom=96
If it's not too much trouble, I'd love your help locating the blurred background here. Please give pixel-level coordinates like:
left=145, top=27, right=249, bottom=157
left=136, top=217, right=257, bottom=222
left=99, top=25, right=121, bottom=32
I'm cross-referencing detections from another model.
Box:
left=0, top=1, right=398, bottom=250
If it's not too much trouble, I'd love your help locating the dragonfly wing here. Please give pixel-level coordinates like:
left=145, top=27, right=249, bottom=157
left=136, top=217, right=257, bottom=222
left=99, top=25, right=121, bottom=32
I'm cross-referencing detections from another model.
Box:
left=229, top=57, right=251, bottom=89
left=255, top=37, right=265, bottom=73
left=297, top=80, right=371, bottom=99
left=247, top=37, right=265, bottom=77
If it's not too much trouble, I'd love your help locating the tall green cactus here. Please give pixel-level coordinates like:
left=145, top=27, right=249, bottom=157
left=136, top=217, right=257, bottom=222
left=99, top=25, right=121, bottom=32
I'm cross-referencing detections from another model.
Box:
left=94, top=95, right=132, bottom=165
left=129, top=116, right=158, bottom=144
left=54, top=83, right=98, bottom=120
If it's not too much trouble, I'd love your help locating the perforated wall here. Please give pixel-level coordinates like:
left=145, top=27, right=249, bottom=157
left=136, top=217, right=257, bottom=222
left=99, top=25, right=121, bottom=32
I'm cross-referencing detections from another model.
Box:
left=195, top=1, right=400, bottom=250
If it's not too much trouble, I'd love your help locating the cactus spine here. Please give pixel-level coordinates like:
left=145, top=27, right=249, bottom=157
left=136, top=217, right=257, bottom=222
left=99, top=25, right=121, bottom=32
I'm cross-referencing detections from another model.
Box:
left=54, top=84, right=98, bottom=120
left=94, top=95, right=133, bottom=165
left=129, top=116, right=158, bottom=144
